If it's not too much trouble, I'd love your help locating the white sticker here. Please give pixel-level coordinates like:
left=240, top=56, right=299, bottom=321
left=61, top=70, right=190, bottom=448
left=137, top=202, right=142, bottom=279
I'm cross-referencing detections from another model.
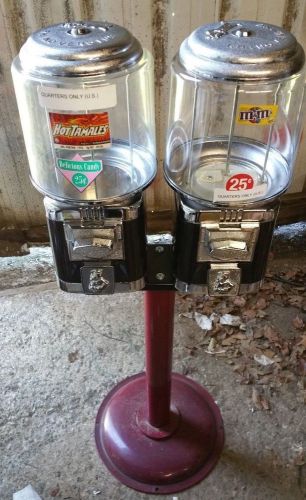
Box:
left=213, top=182, right=268, bottom=202
left=38, top=85, right=117, bottom=111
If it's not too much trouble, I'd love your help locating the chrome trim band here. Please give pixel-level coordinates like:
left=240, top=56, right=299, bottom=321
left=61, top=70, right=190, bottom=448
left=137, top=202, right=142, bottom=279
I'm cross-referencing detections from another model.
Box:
left=44, top=196, right=142, bottom=222
left=175, top=278, right=262, bottom=295
left=59, top=277, right=145, bottom=294
left=179, top=198, right=277, bottom=224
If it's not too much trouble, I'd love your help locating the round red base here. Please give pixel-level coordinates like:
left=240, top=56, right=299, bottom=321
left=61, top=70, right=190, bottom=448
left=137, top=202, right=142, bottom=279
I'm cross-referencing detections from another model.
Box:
left=95, top=373, right=224, bottom=494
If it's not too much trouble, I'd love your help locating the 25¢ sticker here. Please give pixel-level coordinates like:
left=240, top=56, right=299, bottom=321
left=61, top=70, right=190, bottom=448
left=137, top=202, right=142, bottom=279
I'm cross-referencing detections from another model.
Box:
left=226, top=173, right=254, bottom=191
left=213, top=173, right=268, bottom=202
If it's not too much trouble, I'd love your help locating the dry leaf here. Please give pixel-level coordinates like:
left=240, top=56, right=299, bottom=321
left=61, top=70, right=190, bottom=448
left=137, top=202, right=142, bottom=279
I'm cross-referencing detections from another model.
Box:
left=251, top=387, right=270, bottom=411
left=261, top=281, right=275, bottom=290
left=220, top=314, right=241, bottom=327
left=292, top=316, right=305, bottom=330
left=242, top=309, right=257, bottom=320
left=254, top=354, right=275, bottom=366
left=232, top=333, right=247, bottom=340
left=194, top=312, right=212, bottom=331
left=297, top=335, right=306, bottom=349
left=297, top=358, right=306, bottom=376
left=176, top=270, right=306, bottom=398
left=263, top=349, right=276, bottom=358
left=262, top=325, right=279, bottom=343
left=261, top=396, right=270, bottom=410
left=288, top=295, right=303, bottom=307
left=255, top=298, right=267, bottom=310
left=233, top=364, right=246, bottom=374
left=222, top=337, right=237, bottom=346
left=252, top=387, right=262, bottom=409
left=284, top=270, right=297, bottom=280
left=207, top=338, right=217, bottom=353
left=292, top=444, right=305, bottom=466
left=254, top=329, right=264, bottom=339
left=233, top=296, right=246, bottom=308
left=180, top=312, right=194, bottom=319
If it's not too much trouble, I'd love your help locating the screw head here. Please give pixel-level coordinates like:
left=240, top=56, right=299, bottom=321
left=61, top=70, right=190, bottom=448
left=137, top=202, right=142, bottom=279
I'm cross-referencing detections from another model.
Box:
left=234, top=28, right=251, bottom=37
left=156, top=273, right=165, bottom=281
left=155, top=246, right=164, bottom=253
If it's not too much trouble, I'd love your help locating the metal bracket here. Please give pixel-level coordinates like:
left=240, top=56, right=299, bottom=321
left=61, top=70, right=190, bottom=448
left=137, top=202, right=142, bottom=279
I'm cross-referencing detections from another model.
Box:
left=145, top=234, right=175, bottom=290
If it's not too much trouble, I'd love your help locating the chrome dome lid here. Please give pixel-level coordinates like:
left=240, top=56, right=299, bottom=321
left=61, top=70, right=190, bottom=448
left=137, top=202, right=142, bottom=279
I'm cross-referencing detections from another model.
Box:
left=18, top=21, right=143, bottom=77
left=178, top=20, right=305, bottom=82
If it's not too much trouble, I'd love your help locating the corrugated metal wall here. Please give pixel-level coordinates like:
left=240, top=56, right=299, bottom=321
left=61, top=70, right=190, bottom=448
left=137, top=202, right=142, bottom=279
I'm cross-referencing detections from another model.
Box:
left=0, top=0, right=305, bottom=227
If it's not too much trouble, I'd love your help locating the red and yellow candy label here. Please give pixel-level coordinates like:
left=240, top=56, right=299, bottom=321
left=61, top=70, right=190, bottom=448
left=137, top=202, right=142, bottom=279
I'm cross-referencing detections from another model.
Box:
left=49, top=112, right=111, bottom=149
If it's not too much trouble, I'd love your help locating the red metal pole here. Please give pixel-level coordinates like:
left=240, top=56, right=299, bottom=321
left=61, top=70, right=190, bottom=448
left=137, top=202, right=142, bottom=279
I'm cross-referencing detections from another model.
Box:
left=96, top=288, right=224, bottom=492
left=144, top=290, right=175, bottom=428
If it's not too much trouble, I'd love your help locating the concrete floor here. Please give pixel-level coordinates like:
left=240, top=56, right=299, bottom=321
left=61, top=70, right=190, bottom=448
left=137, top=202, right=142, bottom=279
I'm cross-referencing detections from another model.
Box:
left=0, top=237, right=306, bottom=500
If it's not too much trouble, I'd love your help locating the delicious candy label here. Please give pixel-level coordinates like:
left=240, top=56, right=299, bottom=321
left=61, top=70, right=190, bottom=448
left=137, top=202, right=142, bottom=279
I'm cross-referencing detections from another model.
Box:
left=237, top=105, right=278, bottom=125
left=49, top=112, right=111, bottom=150
left=57, top=154, right=103, bottom=192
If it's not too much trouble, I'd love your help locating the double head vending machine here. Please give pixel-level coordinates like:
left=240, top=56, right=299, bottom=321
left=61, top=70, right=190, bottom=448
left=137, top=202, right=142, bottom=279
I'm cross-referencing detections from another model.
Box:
left=12, top=19, right=305, bottom=494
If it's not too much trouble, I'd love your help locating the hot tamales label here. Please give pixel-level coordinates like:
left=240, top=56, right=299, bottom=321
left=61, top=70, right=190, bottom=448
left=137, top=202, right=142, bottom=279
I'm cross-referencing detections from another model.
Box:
left=49, top=112, right=111, bottom=149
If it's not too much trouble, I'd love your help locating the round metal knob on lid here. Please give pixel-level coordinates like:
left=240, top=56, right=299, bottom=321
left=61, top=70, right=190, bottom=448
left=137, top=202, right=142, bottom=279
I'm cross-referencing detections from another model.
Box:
left=178, top=20, right=305, bottom=81
left=18, top=21, right=143, bottom=77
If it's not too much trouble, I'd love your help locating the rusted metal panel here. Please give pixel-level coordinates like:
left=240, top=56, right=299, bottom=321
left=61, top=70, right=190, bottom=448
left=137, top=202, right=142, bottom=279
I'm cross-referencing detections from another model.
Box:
left=0, top=0, right=305, bottom=226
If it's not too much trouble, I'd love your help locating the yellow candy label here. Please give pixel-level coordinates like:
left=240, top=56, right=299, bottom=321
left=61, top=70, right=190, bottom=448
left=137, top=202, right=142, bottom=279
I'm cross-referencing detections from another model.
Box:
left=237, top=104, right=278, bottom=125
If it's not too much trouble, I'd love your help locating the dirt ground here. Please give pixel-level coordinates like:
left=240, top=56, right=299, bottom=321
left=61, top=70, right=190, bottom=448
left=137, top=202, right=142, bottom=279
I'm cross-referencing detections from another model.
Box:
left=0, top=223, right=305, bottom=500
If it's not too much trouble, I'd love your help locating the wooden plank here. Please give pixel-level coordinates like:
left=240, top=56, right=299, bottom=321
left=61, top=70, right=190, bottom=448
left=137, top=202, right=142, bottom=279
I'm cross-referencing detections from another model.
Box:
left=0, top=1, right=45, bottom=227
left=150, top=0, right=223, bottom=212
left=256, top=0, right=287, bottom=26
left=146, top=0, right=171, bottom=211
left=220, top=0, right=258, bottom=20
left=278, top=192, right=306, bottom=224
left=0, top=0, right=136, bottom=226
left=92, top=0, right=124, bottom=24
left=0, top=0, right=157, bottom=225
left=190, top=0, right=222, bottom=27
left=283, top=0, right=306, bottom=193
left=283, top=0, right=306, bottom=35
left=0, top=0, right=90, bottom=227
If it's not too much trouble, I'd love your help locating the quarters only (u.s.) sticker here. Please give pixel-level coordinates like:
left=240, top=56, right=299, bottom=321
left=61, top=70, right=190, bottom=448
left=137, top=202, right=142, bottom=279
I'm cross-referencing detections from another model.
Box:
left=213, top=173, right=268, bottom=202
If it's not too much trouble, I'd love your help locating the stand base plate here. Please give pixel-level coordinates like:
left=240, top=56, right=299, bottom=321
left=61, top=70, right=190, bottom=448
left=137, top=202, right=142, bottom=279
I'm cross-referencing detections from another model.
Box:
left=95, top=373, right=224, bottom=494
